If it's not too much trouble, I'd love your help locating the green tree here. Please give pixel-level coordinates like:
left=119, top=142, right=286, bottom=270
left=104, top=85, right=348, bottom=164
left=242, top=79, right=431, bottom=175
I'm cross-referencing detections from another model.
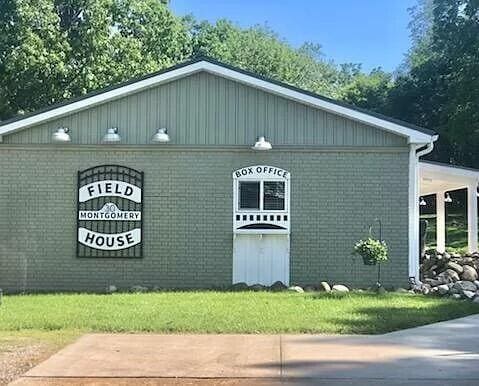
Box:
left=189, top=19, right=349, bottom=99
left=339, top=65, right=393, bottom=112
left=386, top=0, right=479, bottom=167
left=0, top=0, right=191, bottom=120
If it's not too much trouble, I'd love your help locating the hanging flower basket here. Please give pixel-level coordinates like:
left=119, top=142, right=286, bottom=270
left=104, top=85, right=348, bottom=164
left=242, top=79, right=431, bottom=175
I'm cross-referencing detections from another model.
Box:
left=353, top=237, right=388, bottom=266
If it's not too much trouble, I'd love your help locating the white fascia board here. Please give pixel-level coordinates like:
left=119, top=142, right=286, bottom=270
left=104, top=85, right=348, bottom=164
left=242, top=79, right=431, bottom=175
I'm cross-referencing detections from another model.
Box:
left=200, top=62, right=436, bottom=144
left=420, top=162, right=479, bottom=182
left=0, top=60, right=436, bottom=143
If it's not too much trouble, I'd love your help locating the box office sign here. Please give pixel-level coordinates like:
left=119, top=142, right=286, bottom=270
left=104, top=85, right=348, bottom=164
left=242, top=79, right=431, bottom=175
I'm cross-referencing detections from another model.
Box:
left=77, top=165, right=144, bottom=257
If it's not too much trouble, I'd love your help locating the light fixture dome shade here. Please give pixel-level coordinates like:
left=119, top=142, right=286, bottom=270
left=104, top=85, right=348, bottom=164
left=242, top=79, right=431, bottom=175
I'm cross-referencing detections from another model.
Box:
left=102, top=127, right=121, bottom=143
left=52, top=127, right=71, bottom=143
left=152, top=128, right=170, bottom=143
left=252, top=136, right=272, bottom=151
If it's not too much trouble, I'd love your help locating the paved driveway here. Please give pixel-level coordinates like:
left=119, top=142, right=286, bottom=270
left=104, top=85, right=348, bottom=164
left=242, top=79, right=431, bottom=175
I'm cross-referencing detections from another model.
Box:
left=12, top=315, right=479, bottom=385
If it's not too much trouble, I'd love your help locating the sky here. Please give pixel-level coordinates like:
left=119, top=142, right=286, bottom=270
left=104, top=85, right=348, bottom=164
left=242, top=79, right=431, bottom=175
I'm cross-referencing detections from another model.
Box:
left=170, top=0, right=418, bottom=73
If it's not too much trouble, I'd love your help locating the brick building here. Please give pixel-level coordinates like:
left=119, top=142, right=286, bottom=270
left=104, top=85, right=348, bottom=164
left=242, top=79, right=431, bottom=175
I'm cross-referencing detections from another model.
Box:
left=0, top=58, right=438, bottom=292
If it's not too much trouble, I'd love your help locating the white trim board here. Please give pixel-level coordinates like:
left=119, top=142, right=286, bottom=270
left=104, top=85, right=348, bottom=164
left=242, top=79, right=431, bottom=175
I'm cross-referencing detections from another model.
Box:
left=0, top=60, right=437, bottom=144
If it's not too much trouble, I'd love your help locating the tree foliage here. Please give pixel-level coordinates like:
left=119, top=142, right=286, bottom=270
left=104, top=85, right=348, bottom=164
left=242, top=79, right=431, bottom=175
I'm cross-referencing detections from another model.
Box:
left=1, top=0, right=477, bottom=170
left=0, top=1, right=385, bottom=121
left=386, top=0, right=479, bottom=167
left=0, top=0, right=191, bottom=119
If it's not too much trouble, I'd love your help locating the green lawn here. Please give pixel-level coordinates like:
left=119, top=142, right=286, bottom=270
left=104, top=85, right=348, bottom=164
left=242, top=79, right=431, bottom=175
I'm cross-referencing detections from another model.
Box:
left=1, top=291, right=478, bottom=335
left=421, top=213, right=469, bottom=254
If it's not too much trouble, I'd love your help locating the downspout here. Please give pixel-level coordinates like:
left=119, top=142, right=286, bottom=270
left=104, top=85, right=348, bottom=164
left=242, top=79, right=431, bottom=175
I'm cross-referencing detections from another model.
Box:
left=408, top=136, right=437, bottom=285
left=416, top=140, right=435, bottom=158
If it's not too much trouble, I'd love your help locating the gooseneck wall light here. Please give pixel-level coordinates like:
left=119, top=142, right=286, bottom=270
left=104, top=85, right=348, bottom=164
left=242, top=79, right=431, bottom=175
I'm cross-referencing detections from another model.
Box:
left=52, top=127, right=71, bottom=143
left=419, top=197, right=426, bottom=206
left=102, top=128, right=121, bottom=143
left=151, top=128, right=170, bottom=143
left=252, top=136, right=272, bottom=151
left=445, top=193, right=453, bottom=203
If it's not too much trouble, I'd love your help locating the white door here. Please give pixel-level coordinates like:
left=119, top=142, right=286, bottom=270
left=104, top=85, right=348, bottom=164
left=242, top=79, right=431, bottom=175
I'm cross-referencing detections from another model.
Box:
left=233, top=234, right=289, bottom=286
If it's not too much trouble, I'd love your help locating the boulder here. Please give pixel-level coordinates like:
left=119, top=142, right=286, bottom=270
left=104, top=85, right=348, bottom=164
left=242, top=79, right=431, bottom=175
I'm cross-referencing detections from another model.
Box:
left=303, top=285, right=316, bottom=292
left=461, top=265, right=478, bottom=282
left=451, top=293, right=462, bottom=300
left=394, top=288, right=409, bottom=293
left=106, top=284, right=117, bottom=294
left=288, top=285, right=304, bottom=293
left=377, top=286, right=387, bottom=294
left=249, top=284, right=266, bottom=291
left=319, top=281, right=331, bottom=292
left=447, top=262, right=464, bottom=274
left=452, top=281, right=477, bottom=293
left=424, top=278, right=445, bottom=287
left=474, top=280, right=479, bottom=288
left=230, top=282, right=249, bottom=291
left=270, top=281, right=287, bottom=292
left=437, top=284, right=450, bottom=295
left=473, top=297, right=479, bottom=304
left=130, top=285, right=148, bottom=293
left=438, top=269, right=460, bottom=283
left=463, top=290, right=476, bottom=299
left=332, top=284, right=349, bottom=293
left=421, top=284, right=431, bottom=295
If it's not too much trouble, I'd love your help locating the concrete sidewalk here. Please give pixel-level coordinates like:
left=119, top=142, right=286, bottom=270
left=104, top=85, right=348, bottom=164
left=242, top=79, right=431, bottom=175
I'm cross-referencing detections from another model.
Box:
left=12, top=315, right=479, bottom=385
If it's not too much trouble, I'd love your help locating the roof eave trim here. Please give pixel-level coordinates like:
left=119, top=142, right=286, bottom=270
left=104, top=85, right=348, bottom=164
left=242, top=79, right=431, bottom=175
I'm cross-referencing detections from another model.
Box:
left=0, top=59, right=435, bottom=143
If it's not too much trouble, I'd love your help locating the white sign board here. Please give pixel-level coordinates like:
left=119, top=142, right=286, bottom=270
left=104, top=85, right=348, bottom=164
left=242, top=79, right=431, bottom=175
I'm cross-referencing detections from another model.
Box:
left=78, top=228, right=141, bottom=251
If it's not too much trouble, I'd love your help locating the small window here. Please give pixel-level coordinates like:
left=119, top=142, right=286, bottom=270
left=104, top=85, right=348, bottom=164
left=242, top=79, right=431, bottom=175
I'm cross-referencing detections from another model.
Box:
left=239, top=181, right=260, bottom=209
left=263, top=181, right=285, bottom=210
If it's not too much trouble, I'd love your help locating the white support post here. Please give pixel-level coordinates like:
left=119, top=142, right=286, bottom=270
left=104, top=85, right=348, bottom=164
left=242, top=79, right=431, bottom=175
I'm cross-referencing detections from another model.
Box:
left=467, top=183, right=478, bottom=253
left=436, top=191, right=446, bottom=253
left=408, top=146, right=420, bottom=280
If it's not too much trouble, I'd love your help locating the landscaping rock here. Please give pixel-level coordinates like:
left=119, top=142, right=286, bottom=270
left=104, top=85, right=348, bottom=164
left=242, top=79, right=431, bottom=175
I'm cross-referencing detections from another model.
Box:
left=463, top=290, right=476, bottom=299
left=473, top=297, right=479, bottom=304
left=438, top=269, right=460, bottom=283
left=303, top=285, right=316, bottom=292
left=447, top=261, right=464, bottom=274
left=249, top=284, right=266, bottom=291
left=424, top=278, right=445, bottom=287
left=377, top=286, right=387, bottom=294
left=270, top=281, right=287, bottom=292
left=230, top=282, right=249, bottom=291
left=106, top=285, right=117, bottom=294
left=421, top=284, right=431, bottom=295
left=131, top=285, right=148, bottom=293
left=451, top=293, right=462, bottom=300
left=288, top=285, right=304, bottom=293
left=332, top=284, right=349, bottom=293
left=453, top=281, right=477, bottom=293
left=319, top=281, right=331, bottom=292
left=437, top=284, right=450, bottom=295
left=395, top=288, right=409, bottom=293
left=461, top=265, right=478, bottom=281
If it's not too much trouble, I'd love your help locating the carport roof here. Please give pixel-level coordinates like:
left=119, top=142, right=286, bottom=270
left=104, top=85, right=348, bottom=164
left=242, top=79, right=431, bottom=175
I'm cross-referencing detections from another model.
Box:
left=419, top=160, right=479, bottom=196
